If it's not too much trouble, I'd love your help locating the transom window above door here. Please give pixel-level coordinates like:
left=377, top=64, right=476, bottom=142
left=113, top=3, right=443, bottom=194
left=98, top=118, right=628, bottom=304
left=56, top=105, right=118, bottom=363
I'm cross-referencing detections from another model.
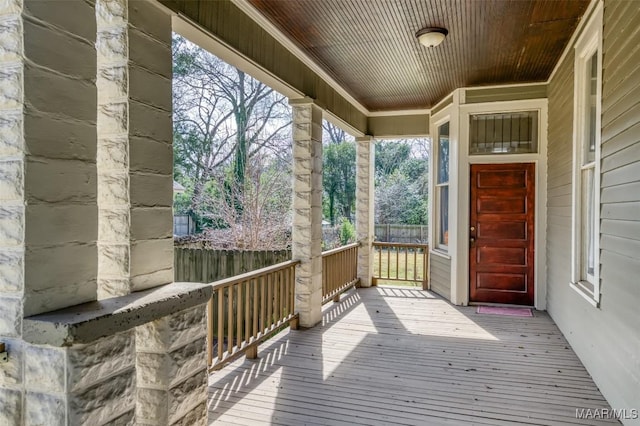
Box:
left=469, top=111, right=538, bottom=155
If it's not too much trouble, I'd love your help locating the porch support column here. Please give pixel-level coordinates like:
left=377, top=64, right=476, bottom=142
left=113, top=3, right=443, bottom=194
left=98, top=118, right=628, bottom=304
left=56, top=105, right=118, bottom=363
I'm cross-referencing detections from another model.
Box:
left=96, top=2, right=209, bottom=424
left=290, top=98, right=323, bottom=328
left=0, top=1, right=139, bottom=423
left=356, top=136, right=375, bottom=287
left=135, top=305, right=208, bottom=425
left=96, top=0, right=174, bottom=299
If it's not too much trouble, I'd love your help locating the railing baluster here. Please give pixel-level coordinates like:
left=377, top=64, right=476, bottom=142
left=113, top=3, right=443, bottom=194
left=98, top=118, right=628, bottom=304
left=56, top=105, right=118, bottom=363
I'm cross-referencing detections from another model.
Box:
left=282, top=267, right=288, bottom=318
left=227, top=286, right=234, bottom=356
left=387, top=246, right=391, bottom=279
left=245, top=280, right=250, bottom=345
left=267, top=272, right=273, bottom=329
left=260, top=275, right=266, bottom=333
left=207, top=297, right=214, bottom=367
left=289, top=266, right=296, bottom=315
left=405, top=247, right=409, bottom=281
left=217, top=288, right=223, bottom=361
left=253, top=278, right=258, bottom=339
left=322, top=256, right=327, bottom=297
left=279, top=271, right=287, bottom=321
left=237, top=280, right=243, bottom=349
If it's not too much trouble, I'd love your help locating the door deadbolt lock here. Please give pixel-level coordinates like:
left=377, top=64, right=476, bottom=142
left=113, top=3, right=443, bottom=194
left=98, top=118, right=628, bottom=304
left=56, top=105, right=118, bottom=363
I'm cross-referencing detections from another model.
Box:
left=470, top=226, right=475, bottom=232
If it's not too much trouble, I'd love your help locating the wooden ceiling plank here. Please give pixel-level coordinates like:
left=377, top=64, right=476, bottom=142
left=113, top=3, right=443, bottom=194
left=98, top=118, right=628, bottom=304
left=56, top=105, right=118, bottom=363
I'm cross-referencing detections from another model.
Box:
left=247, top=0, right=589, bottom=110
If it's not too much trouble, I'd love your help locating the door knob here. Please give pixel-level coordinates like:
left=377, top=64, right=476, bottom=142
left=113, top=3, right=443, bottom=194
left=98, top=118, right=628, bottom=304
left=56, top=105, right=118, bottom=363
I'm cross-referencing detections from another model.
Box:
left=470, top=237, right=475, bottom=243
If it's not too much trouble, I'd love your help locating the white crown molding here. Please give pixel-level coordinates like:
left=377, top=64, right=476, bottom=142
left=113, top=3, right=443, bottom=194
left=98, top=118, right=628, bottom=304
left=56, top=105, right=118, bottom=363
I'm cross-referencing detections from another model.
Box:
left=462, top=81, right=547, bottom=91
left=230, top=0, right=371, bottom=116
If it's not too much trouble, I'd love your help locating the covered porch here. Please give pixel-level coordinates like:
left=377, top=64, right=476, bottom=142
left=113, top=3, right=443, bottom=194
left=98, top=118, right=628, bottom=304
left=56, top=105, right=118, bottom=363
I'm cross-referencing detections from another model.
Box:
left=1, top=0, right=639, bottom=424
left=208, top=286, right=615, bottom=425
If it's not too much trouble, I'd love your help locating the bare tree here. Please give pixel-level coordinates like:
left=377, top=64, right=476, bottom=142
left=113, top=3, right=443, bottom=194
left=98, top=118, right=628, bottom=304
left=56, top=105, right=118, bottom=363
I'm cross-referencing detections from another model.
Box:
left=173, top=35, right=292, bottom=228
left=322, top=121, right=353, bottom=144
left=204, top=154, right=292, bottom=249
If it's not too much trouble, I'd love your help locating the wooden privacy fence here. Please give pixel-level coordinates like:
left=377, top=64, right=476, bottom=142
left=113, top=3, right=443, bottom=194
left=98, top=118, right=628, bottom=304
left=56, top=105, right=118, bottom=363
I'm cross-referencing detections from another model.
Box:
left=375, top=224, right=428, bottom=243
left=175, top=248, right=291, bottom=283
left=372, top=242, right=429, bottom=289
left=322, top=243, right=360, bottom=303
left=207, top=260, right=299, bottom=370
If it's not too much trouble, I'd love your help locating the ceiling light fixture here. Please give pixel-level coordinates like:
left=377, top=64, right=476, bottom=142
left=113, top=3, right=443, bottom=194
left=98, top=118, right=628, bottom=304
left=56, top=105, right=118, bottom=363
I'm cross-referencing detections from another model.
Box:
left=416, top=27, right=448, bottom=48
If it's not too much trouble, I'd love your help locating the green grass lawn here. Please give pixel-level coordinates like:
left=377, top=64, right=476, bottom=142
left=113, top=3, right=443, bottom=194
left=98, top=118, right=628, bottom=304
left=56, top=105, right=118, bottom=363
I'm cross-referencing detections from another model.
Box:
left=373, top=249, right=427, bottom=287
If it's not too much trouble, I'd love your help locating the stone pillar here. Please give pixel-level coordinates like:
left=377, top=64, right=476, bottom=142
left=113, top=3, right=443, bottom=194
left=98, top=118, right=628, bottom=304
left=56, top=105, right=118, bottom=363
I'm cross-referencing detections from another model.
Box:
left=356, top=136, right=375, bottom=287
left=289, top=98, right=323, bottom=328
left=96, top=0, right=173, bottom=299
left=95, top=2, right=204, bottom=425
left=24, top=331, right=137, bottom=425
left=136, top=305, right=208, bottom=425
left=0, top=1, right=99, bottom=423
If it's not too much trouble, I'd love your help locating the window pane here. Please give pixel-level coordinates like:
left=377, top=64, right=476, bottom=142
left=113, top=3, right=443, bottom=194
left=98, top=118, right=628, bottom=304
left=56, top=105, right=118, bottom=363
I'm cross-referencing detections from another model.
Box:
left=581, top=167, right=595, bottom=281
left=469, top=111, right=538, bottom=155
left=439, top=185, right=449, bottom=246
left=585, top=52, right=598, bottom=164
left=437, top=122, right=449, bottom=183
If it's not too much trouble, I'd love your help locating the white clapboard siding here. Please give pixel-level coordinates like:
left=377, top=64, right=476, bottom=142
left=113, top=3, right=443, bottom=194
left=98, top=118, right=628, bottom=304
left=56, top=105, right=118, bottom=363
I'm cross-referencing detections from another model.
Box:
left=545, top=0, right=640, bottom=420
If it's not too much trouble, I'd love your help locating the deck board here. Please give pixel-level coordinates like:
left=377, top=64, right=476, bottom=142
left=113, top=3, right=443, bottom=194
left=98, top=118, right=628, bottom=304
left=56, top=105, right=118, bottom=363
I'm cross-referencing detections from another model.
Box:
left=209, top=287, right=617, bottom=425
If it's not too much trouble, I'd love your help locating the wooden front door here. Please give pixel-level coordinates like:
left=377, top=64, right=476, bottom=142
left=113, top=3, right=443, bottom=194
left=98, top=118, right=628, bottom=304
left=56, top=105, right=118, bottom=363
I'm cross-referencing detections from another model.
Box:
left=469, top=163, right=535, bottom=305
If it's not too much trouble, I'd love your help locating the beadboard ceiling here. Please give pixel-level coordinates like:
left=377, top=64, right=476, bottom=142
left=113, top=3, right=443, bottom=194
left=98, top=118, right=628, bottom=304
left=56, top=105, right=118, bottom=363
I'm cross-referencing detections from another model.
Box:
left=246, top=0, right=589, bottom=111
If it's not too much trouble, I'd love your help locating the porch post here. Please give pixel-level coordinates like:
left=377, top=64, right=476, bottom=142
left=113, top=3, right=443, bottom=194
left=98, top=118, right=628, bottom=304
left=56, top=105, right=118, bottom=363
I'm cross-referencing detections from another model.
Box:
left=289, top=98, right=324, bottom=328
left=96, top=0, right=174, bottom=299
left=0, top=1, right=139, bottom=424
left=0, top=2, right=202, bottom=424
left=95, top=1, right=208, bottom=424
left=356, top=136, right=375, bottom=287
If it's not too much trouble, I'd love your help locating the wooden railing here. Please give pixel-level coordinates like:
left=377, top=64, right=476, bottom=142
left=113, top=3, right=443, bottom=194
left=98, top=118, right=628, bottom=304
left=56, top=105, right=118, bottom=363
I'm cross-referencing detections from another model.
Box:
left=372, top=242, right=429, bottom=289
left=322, top=243, right=360, bottom=303
left=207, top=260, right=299, bottom=370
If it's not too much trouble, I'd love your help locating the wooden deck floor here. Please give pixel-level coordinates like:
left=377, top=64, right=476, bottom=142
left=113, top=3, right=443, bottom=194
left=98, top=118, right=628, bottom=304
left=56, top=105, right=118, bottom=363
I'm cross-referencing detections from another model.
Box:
left=208, top=287, right=617, bottom=425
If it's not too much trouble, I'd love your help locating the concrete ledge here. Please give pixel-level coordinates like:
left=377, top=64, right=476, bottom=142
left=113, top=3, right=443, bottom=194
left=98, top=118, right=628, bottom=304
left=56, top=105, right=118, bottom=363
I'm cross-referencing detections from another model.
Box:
left=23, top=282, right=212, bottom=347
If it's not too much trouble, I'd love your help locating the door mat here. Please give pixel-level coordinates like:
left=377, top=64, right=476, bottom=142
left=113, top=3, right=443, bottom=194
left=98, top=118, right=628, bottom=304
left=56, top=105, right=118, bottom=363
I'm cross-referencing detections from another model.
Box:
left=476, top=306, right=533, bottom=317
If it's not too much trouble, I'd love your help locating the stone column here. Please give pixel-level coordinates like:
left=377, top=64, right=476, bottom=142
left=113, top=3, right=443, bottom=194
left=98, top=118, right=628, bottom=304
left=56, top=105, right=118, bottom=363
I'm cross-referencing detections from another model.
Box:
left=289, top=98, right=323, bottom=328
left=24, top=331, right=137, bottom=425
left=0, top=1, right=100, bottom=423
left=356, top=136, right=375, bottom=287
left=136, top=305, right=208, bottom=425
left=96, top=2, right=205, bottom=425
left=96, top=0, right=173, bottom=299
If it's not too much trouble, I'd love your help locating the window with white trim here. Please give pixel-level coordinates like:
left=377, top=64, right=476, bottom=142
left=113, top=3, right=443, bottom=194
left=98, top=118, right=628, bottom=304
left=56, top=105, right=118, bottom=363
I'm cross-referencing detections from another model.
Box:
left=436, top=122, right=450, bottom=250
left=571, top=4, right=602, bottom=305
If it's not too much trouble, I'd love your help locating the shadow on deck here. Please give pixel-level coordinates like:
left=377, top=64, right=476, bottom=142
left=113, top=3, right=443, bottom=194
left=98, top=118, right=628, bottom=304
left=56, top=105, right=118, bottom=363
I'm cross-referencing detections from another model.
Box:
left=208, top=286, right=616, bottom=425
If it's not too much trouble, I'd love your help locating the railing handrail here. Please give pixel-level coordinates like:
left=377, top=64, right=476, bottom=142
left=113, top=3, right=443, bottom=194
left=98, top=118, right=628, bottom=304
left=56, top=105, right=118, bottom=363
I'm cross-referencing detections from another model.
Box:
left=321, top=242, right=360, bottom=258
left=373, top=241, right=429, bottom=249
left=209, top=259, right=301, bottom=291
